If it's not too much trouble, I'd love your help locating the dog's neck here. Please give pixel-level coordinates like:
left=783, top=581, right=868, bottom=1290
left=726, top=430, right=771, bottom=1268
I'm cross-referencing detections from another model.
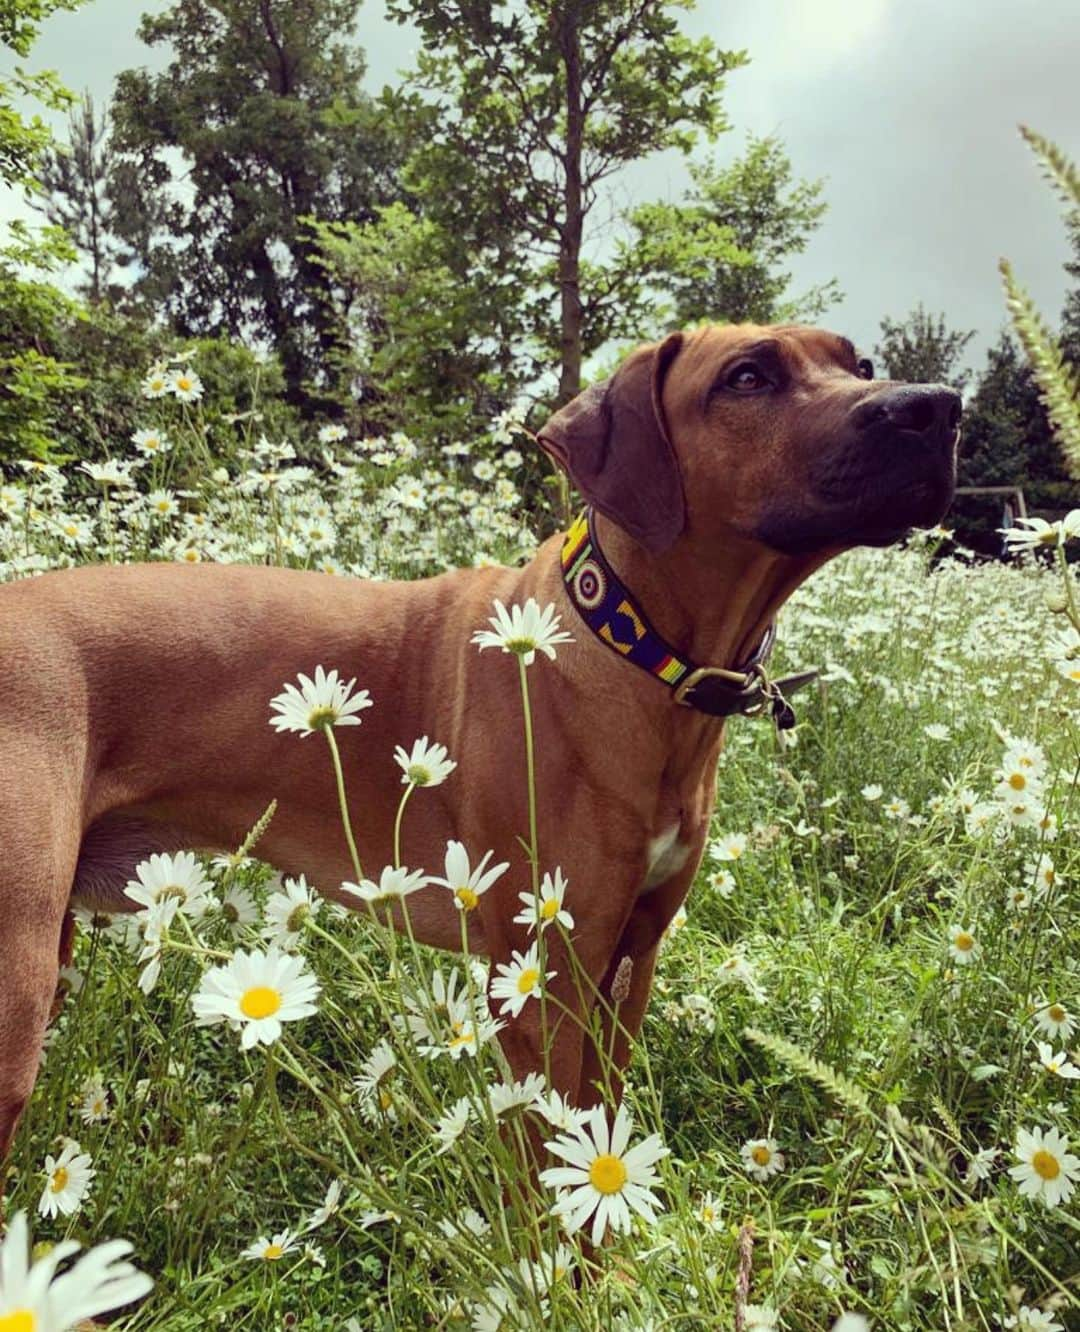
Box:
left=591, top=510, right=829, bottom=676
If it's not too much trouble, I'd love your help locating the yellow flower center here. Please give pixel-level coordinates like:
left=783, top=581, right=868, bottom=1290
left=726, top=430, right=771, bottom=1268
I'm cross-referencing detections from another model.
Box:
left=447, top=1026, right=475, bottom=1050
left=182, top=549, right=199, bottom=562
left=306, top=706, right=337, bottom=730
left=1049, top=1004, right=1066, bottom=1022
left=589, top=1153, right=627, bottom=1195
left=155, top=501, right=170, bottom=512
left=702, top=1205, right=715, bottom=1222
left=240, top=986, right=281, bottom=1020
left=379, top=1088, right=393, bottom=1111
left=1032, top=1149, right=1061, bottom=1181
left=751, top=1146, right=771, bottom=1167
left=516, top=967, right=540, bottom=995
left=954, top=932, right=974, bottom=951
left=263, top=1243, right=284, bottom=1260
left=1008, top=772, right=1027, bottom=790
left=64, top=524, right=78, bottom=536
left=0, top=1312, right=36, bottom=1332
left=455, top=887, right=478, bottom=911
left=177, top=378, right=191, bottom=392
left=50, top=1166, right=68, bottom=1193
left=540, top=897, right=560, bottom=920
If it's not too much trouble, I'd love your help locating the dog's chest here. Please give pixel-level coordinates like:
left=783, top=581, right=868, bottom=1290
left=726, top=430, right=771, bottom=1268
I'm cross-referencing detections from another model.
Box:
left=642, top=823, right=692, bottom=892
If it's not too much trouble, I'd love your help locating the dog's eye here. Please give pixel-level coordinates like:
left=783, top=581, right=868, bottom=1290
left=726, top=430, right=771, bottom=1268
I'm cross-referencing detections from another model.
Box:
left=856, top=357, right=874, bottom=380
left=727, top=363, right=768, bottom=392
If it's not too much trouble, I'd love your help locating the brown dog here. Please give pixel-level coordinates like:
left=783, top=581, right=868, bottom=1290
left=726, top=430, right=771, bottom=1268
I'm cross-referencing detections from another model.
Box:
left=0, top=323, right=960, bottom=1162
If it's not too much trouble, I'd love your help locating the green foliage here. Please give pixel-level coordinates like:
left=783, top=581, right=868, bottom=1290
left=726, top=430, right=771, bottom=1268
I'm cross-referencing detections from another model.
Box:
left=874, top=302, right=976, bottom=392
left=386, top=0, right=749, bottom=403
left=0, top=0, right=83, bottom=187
left=626, top=135, right=840, bottom=328
left=108, top=0, right=406, bottom=408
left=0, top=222, right=86, bottom=461
left=309, top=204, right=518, bottom=442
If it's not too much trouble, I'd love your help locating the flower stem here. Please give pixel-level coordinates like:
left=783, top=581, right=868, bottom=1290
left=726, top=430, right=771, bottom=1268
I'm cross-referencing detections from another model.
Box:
left=322, top=725, right=363, bottom=881
left=393, top=782, right=416, bottom=870
left=516, top=654, right=551, bottom=1085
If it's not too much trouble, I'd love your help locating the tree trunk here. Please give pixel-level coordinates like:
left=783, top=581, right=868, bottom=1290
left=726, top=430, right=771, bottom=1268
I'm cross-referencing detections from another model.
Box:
left=556, top=6, right=584, bottom=409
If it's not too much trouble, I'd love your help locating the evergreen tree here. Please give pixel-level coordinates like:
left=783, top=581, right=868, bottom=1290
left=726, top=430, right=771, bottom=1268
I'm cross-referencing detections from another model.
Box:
left=35, top=93, right=122, bottom=303
left=874, top=303, right=975, bottom=392
left=109, top=0, right=404, bottom=409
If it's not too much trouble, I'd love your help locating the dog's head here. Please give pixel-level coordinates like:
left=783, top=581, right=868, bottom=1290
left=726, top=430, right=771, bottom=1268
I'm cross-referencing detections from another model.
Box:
left=538, top=323, right=961, bottom=557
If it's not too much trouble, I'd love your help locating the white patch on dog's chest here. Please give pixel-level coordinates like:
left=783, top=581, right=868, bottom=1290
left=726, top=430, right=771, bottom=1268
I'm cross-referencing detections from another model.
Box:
left=643, top=824, right=690, bottom=891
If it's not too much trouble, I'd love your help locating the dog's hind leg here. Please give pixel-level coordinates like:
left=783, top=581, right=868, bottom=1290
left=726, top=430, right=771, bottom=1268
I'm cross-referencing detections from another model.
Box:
left=0, top=779, right=81, bottom=1169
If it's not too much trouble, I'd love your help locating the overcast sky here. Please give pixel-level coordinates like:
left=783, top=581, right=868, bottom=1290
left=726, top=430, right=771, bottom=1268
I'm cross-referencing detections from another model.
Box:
left=4, top=0, right=1078, bottom=378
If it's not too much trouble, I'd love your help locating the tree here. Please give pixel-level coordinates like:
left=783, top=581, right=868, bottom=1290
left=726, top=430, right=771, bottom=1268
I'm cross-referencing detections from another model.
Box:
left=874, top=303, right=976, bottom=392
left=386, top=0, right=748, bottom=406
left=35, top=93, right=123, bottom=303
left=625, top=135, right=840, bottom=327
left=109, top=0, right=404, bottom=409
left=0, top=0, right=90, bottom=461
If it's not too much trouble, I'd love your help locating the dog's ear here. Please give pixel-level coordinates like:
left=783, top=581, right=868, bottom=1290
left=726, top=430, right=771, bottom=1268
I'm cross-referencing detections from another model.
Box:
left=537, top=331, right=687, bottom=553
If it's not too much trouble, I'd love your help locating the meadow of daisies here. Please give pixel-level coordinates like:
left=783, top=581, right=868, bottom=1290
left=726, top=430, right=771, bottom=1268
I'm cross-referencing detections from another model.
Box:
left=1, top=358, right=1079, bottom=1332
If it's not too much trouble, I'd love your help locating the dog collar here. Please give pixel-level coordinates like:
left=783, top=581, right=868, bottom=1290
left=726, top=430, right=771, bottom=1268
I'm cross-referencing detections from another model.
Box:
left=560, top=509, right=814, bottom=728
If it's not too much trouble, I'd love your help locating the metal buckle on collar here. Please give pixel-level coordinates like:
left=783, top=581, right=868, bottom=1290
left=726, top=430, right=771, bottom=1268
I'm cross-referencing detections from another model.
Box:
left=673, top=664, right=765, bottom=711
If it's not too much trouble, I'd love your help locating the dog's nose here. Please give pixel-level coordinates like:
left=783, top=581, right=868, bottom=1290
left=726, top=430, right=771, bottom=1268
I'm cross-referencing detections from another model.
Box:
left=853, top=384, right=962, bottom=439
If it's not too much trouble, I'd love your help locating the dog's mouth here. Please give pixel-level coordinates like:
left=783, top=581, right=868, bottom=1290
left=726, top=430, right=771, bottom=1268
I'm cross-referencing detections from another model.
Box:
left=754, top=425, right=959, bottom=555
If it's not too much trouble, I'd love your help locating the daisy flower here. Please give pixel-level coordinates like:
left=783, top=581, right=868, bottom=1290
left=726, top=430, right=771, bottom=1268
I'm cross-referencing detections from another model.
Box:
left=489, top=943, right=555, bottom=1019
left=354, top=1040, right=398, bottom=1119
left=268, top=665, right=373, bottom=737
left=141, top=363, right=170, bottom=397
left=240, top=1230, right=298, bottom=1262
left=532, top=1088, right=591, bottom=1135
left=697, top=1191, right=724, bottom=1231
left=168, top=367, right=203, bottom=402
left=317, top=423, right=347, bottom=444
left=743, top=1307, right=780, bottom=1330
left=124, top=850, right=215, bottom=918
left=471, top=597, right=573, bottom=666
left=341, top=865, right=428, bottom=908
left=832, top=1317, right=871, bottom=1332
left=1008, top=1126, right=1079, bottom=1207
left=1034, top=1000, right=1076, bottom=1042
left=741, top=1137, right=784, bottom=1182
left=707, top=869, right=736, bottom=897
left=39, top=1139, right=95, bottom=1219
left=540, top=1102, right=668, bottom=1245
left=962, top=1146, right=1000, bottom=1187
left=146, top=489, right=178, bottom=518
left=947, top=925, right=980, bottom=965
left=131, top=427, right=170, bottom=456
left=429, top=841, right=509, bottom=912
left=0, top=1210, right=152, bottom=1330
left=304, top=1179, right=343, bottom=1232
left=1035, top=1042, right=1080, bottom=1080
left=393, top=736, right=456, bottom=787
left=79, top=1075, right=109, bottom=1126
left=923, top=723, right=950, bottom=741
left=860, top=783, right=883, bottom=801
left=1003, top=1307, right=1065, bottom=1330
left=220, top=883, right=260, bottom=933
left=489, top=1072, right=546, bottom=1118
left=710, top=832, right=747, bottom=861
left=80, top=459, right=135, bottom=488
left=513, top=867, right=574, bottom=931
left=433, top=1096, right=472, bottom=1154
left=191, top=948, right=320, bottom=1050
left=516, top=1244, right=576, bottom=1294
left=999, top=516, right=1061, bottom=551
left=438, top=1208, right=491, bottom=1241
left=136, top=897, right=180, bottom=995
left=263, top=873, right=320, bottom=945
